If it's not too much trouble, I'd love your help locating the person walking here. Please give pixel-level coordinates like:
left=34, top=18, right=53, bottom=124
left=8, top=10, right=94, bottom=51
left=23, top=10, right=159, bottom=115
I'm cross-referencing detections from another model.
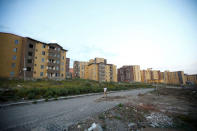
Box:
left=104, top=87, right=107, bottom=97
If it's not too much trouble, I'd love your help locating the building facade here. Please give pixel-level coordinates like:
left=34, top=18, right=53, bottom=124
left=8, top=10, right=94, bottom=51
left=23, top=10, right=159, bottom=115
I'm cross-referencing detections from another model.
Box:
left=73, top=58, right=117, bottom=82
left=117, top=65, right=141, bottom=82
left=0, top=32, right=67, bottom=79
left=184, top=74, right=197, bottom=85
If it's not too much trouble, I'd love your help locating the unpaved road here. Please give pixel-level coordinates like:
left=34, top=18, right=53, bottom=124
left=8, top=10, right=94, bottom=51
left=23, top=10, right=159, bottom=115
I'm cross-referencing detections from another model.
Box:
left=0, top=88, right=153, bottom=131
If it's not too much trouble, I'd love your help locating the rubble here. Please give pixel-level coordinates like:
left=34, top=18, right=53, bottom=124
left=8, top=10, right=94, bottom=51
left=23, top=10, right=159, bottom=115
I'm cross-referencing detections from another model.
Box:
left=86, top=123, right=103, bottom=131
left=146, top=112, right=173, bottom=128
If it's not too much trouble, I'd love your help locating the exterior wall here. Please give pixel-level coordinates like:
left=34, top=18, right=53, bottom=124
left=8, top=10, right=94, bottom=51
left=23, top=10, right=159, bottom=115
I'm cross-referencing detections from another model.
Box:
left=79, top=62, right=88, bottom=79
left=105, top=65, right=110, bottom=82
left=117, top=69, right=121, bottom=82
left=151, top=70, right=160, bottom=81
left=145, top=69, right=151, bottom=82
left=74, top=58, right=116, bottom=82
left=185, top=74, right=197, bottom=84
left=0, top=33, right=23, bottom=78
left=33, top=43, right=48, bottom=78
left=112, top=65, right=117, bottom=82
left=66, top=58, right=69, bottom=73
left=133, top=65, right=141, bottom=82
left=141, top=70, right=145, bottom=82
left=88, top=64, right=98, bottom=81
left=98, top=63, right=106, bottom=82
left=177, top=71, right=185, bottom=85
left=88, top=59, right=94, bottom=64
left=118, top=65, right=141, bottom=82
left=84, top=65, right=89, bottom=79
left=73, top=61, right=80, bottom=78
left=60, top=50, right=66, bottom=78
left=164, top=71, right=180, bottom=85
left=95, top=58, right=106, bottom=64
left=0, top=32, right=67, bottom=79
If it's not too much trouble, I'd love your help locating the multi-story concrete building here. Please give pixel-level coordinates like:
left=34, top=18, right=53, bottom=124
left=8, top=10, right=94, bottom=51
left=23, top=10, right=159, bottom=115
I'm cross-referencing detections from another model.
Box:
left=73, top=61, right=89, bottom=79
left=65, top=58, right=70, bottom=78
left=118, top=65, right=141, bottom=82
left=184, top=74, right=197, bottom=85
left=0, top=32, right=67, bottom=79
left=73, top=58, right=117, bottom=82
left=140, top=68, right=152, bottom=83
left=140, top=68, right=185, bottom=85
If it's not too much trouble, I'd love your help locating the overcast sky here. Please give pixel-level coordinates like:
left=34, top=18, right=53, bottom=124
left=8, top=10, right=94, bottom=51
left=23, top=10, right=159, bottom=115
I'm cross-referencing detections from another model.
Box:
left=0, top=0, right=197, bottom=74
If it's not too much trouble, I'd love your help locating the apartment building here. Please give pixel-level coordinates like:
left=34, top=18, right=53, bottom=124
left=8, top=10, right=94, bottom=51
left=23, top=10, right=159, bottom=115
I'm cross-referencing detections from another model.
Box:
left=185, top=74, right=197, bottom=85
left=140, top=67, right=185, bottom=85
left=0, top=32, right=67, bottom=79
left=163, top=71, right=186, bottom=85
left=73, top=61, right=89, bottom=79
left=118, top=65, right=141, bottom=82
left=73, top=58, right=117, bottom=82
left=140, top=68, right=152, bottom=83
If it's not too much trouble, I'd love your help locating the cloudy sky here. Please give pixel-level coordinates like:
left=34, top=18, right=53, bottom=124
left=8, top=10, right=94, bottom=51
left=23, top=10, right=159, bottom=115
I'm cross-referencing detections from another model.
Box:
left=0, top=0, right=197, bottom=74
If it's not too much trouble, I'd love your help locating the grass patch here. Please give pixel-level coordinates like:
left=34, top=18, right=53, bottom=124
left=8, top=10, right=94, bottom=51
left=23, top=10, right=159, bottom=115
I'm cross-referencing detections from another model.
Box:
left=0, top=79, right=154, bottom=102
left=118, top=103, right=123, bottom=108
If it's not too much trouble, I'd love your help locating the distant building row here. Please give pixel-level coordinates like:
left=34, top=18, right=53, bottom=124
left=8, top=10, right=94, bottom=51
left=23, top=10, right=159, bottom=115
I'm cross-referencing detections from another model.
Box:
left=117, top=65, right=197, bottom=85
left=0, top=32, right=69, bottom=79
left=73, top=58, right=117, bottom=82
left=1, top=32, right=196, bottom=84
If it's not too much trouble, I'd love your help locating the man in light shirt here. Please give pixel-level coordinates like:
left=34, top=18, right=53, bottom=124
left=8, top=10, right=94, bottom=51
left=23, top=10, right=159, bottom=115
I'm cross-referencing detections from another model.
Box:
left=104, top=87, right=107, bottom=97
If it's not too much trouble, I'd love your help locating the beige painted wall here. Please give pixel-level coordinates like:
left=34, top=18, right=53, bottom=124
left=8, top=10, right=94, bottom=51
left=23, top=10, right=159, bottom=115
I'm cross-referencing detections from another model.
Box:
left=0, top=33, right=23, bottom=78
left=33, top=43, right=48, bottom=78
left=60, top=50, right=66, bottom=78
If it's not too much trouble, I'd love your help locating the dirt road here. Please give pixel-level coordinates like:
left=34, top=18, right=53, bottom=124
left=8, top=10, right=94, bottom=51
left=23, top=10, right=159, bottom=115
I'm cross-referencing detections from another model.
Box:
left=0, top=88, right=153, bottom=131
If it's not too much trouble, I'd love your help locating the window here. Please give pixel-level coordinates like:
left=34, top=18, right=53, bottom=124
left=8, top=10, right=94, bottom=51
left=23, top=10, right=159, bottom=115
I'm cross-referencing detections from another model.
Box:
left=61, top=74, right=64, bottom=77
left=40, top=72, right=44, bottom=76
left=27, top=67, right=31, bottom=71
left=15, top=40, right=19, bottom=44
left=55, top=73, right=59, bottom=77
left=11, top=63, right=16, bottom=68
left=42, top=51, right=45, bottom=55
left=62, top=56, right=64, bottom=59
left=41, top=65, right=44, bottom=69
left=56, top=60, right=60, bottom=64
left=35, top=56, right=37, bottom=59
left=35, top=64, right=37, bottom=66
left=13, top=48, right=17, bottom=52
left=42, top=58, right=44, bottom=62
left=10, top=72, right=15, bottom=76
left=56, top=66, right=59, bottom=70
left=34, top=71, right=36, bottom=74
left=57, top=54, right=60, bottom=58
left=42, top=45, right=45, bottom=48
left=12, top=55, right=17, bottom=60
left=29, top=44, right=34, bottom=48
left=61, top=62, right=64, bottom=65
left=28, top=52, right=33, bottom=56
left=27, top=59, right=32, bottom=63
left=61, top=68, right=64, bottom=71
